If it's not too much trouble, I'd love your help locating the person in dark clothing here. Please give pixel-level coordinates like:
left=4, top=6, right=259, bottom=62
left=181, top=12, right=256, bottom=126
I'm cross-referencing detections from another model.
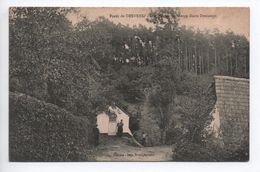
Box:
left=142, top=132, right=147, bottom=146
left=117, top=120, right=124, bottom=137
left=93, top=124, right=100, bottom=146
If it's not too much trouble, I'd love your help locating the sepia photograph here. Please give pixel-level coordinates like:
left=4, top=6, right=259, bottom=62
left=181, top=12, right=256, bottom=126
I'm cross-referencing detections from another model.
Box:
left=9, top=7, right=249, bottom=162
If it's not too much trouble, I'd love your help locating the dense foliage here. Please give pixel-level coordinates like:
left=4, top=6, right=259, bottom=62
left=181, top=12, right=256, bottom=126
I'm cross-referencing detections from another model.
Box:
left=9, top=92, right=93, bottom=161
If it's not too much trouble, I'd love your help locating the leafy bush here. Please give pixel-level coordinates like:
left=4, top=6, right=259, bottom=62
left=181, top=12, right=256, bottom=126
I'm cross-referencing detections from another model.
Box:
left=172, top=137, right=249, bottom=162
left=9, top=92, right=94, bottom=161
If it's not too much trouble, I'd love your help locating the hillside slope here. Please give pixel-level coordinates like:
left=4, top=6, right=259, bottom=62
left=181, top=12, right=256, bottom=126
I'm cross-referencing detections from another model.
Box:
left=9, top=91, right=93, bottom=161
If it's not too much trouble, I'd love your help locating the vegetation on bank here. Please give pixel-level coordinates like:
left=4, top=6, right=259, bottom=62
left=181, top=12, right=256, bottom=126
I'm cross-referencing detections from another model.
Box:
left=9, top=92, right=93, bottom=161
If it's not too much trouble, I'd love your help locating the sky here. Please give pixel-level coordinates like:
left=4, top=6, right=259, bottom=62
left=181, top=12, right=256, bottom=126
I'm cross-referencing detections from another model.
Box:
left=67, top=7, right=249, bottom=39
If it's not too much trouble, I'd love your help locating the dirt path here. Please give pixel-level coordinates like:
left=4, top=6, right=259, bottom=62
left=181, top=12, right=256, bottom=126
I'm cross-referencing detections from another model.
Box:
left=93, top=135, right=173, bottom=161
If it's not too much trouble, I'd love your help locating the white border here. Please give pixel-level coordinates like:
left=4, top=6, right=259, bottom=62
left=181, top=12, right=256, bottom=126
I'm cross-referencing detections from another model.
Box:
left=1, top=1, right=260, bottom=172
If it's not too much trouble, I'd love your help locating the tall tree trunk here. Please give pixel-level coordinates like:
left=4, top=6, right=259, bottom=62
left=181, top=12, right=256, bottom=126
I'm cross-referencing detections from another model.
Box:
left=244, top=55, right=248, bottom=76
left=188, top=48, right=191, bottom=72
left=230, top=53, right=233, bottom=76
left=185, top=44, right=188, bottom=71
left=207, top=49, right=210, bottom=74
left=214, top=48, right=217, bottom=69
left=198, top=49, right=201, bottom=75
left=194, top=45, right=197, bottom=75
left=178, top=44, right=181, bottom=70
left=201, top=51, right=204, bottom=74
left=226, top=50, right=229, bottom=74
left=235, top=51, right=238, bottom=74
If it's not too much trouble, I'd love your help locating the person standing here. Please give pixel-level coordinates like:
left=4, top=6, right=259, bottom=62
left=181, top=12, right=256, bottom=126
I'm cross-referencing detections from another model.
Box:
left=142, top=132, right=147, bottom=146
left=93, top=124, right=100, bottom=146
left=117, top=120, right=124, bottom=137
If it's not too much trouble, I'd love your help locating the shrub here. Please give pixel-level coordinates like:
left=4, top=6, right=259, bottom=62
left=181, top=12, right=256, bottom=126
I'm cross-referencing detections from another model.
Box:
left=9, top=92, right=94, bottom=161
left=172, top=138, right=249, bottom=162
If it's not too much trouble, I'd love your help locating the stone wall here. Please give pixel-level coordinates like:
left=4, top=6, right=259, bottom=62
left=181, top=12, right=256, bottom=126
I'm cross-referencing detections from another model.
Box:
left=214, top=76, right=249, bottom=151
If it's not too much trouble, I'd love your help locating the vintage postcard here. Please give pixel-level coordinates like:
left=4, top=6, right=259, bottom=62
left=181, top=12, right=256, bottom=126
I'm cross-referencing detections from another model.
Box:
left=9, top=7, right=249, bottom=162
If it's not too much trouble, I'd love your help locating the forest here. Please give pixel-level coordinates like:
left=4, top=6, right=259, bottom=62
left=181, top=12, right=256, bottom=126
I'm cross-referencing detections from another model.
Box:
left=9, top=7, right=249, bottom=161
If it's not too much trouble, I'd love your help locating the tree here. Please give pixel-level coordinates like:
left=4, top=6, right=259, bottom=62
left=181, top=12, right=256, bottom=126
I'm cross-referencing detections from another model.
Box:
left=9, top=7, right=73, bottom=99
left=147, top=7, right=180, bottom=31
